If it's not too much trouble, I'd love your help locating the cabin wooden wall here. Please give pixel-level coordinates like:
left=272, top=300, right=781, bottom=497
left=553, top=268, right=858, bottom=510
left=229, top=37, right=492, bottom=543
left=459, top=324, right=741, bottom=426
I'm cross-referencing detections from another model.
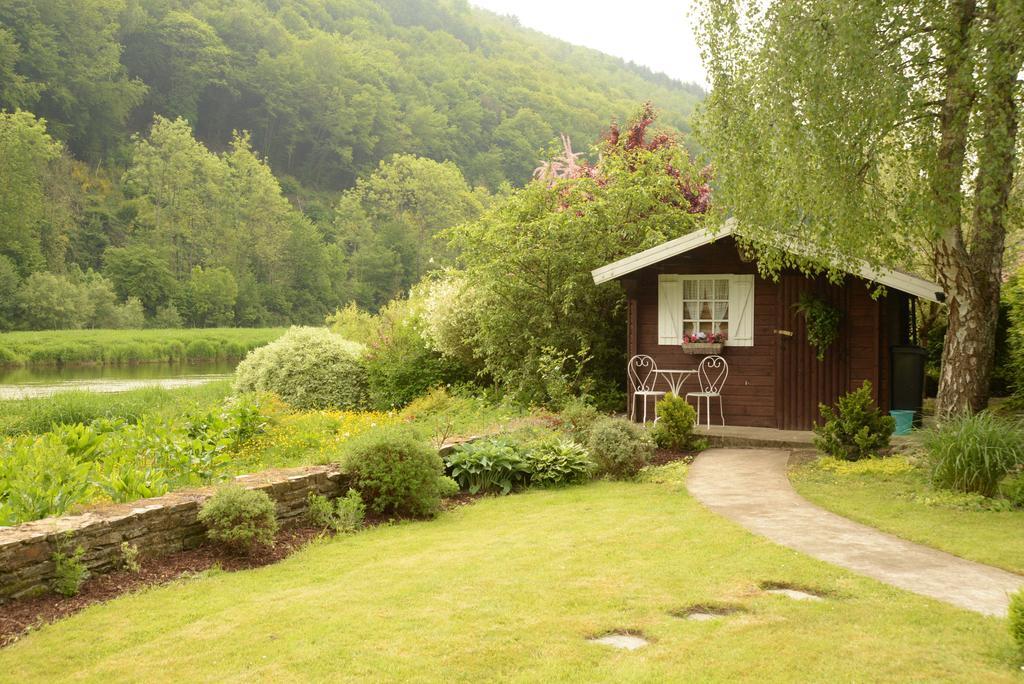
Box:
left=627, top=238, right=891, bottom=430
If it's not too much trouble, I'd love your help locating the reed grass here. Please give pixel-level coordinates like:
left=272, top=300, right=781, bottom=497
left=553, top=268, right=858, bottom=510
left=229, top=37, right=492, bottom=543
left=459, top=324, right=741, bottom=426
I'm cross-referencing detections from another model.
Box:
left=923, top=411, right=1024, bottom=497
left=0, top=328, right=285, bottom=368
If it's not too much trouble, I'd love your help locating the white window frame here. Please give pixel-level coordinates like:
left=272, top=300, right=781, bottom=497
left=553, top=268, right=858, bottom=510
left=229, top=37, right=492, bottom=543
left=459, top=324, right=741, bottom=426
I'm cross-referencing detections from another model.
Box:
left=658, top=273, right=754, bottom=347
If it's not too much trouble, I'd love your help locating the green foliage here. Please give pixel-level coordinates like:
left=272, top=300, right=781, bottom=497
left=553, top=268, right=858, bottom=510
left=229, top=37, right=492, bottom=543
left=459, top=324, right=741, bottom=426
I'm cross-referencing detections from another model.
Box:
left=198, top=485, right=278, bottom=554
left=1007, top=270, right=1024, bottom=404
left=0, top=328, right=281, bottom=368
left=178, top=267, right=238, bottom=327
left=558, top=398, right=602, bottom=444
left=443, top=106, right=708, bottom=403
left=1010, top=589, right=1024, bottom=655
left=233, top=327, right=369, bottom=411
left=343, top=426, right=444, bottom=518
left=923, top=412, right=1024, bottom=497
left=444, top=438, right=530, bottom=495
left=120, top=542, right=141, bottom=573
left=0, top=432, right=93, bottom=525
left=586, top=417, right=655, bottom=480
left=793, top=293, right=841, bottom=361
left=522, top=439, right=594, bottom=487
left=329, top=295, right=471, bottom=411
left=1001, top=472, right=1024, bottom=509
left=52, top=543, right=90, bottom=597
left=436, top=475, right=460, bottom=499
left=306, top=490, right=365, bottom=534
left=813, top=382, right=895, bottom=461
left=652, top=394, right=705, bottom=451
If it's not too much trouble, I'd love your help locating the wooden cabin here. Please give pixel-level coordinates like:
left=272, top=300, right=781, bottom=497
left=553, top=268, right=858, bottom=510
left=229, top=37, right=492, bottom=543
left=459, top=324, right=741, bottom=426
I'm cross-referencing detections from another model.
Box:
left=591, top=225, right=943, bottom=430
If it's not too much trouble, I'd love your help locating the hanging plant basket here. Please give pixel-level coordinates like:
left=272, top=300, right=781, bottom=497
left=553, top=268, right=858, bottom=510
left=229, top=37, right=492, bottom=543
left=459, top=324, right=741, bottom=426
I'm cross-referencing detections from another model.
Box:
left=680, top=342, right=724, bottom=355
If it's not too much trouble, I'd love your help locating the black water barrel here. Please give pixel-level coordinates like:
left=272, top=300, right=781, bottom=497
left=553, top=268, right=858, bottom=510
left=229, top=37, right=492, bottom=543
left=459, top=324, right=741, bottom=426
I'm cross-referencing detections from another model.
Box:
left=891, top=346, right=927, bottom=425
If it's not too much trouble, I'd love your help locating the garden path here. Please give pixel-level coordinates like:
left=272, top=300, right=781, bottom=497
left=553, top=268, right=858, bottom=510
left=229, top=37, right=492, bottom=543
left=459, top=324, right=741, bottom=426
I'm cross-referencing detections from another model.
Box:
left=686, top=448, right=1024, bottom=617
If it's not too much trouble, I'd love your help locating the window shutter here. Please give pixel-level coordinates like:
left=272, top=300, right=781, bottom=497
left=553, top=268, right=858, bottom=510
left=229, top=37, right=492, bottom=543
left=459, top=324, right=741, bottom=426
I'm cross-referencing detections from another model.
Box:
left=658, top=275, right=682, bottom=345
left=728, top=275, right=755, bottom=346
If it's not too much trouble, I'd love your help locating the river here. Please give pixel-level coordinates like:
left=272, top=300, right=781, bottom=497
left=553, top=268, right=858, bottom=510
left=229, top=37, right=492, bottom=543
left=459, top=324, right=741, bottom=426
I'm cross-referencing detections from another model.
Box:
left=0, top=361, right=236, bottom=400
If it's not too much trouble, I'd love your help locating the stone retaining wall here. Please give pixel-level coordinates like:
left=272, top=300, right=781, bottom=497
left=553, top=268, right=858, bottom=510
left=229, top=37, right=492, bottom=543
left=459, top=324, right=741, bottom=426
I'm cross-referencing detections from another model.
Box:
left=0, top=466, right=349, bottom=603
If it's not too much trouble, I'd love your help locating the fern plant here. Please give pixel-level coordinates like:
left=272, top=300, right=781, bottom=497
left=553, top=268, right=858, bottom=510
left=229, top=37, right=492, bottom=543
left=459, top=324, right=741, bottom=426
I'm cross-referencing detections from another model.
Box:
left=794, top=293, right=841, bottom=360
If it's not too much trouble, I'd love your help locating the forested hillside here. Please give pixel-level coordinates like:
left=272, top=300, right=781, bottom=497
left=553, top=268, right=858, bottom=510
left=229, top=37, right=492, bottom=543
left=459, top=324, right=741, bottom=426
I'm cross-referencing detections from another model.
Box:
left=0, top=0, right=704, bottom=330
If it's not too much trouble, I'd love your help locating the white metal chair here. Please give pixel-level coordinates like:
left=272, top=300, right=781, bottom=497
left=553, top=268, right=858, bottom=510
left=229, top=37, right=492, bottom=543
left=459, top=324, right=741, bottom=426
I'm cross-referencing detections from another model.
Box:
left=686, top=355, right=728, bottom=428
left=627, top=354, right=665, bottom=423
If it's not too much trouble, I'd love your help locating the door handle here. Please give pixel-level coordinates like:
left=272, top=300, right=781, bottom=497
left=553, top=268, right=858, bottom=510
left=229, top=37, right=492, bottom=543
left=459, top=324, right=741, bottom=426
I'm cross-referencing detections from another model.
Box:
left=773, top=329, right=794, bottom=337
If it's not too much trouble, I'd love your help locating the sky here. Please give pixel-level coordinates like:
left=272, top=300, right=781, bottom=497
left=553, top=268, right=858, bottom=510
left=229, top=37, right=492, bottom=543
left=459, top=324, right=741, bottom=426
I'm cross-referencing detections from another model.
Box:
left=469, top=0, right=708, bottom=87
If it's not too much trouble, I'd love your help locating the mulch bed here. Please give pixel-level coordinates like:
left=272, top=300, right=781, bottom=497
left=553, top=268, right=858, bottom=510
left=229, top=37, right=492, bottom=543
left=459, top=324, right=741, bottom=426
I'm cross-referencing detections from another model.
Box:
left=0, top=525, right=323, bottom=648
left=0, top=493, right=489, bottom=649
left=649, top=449, right=699, bottom=467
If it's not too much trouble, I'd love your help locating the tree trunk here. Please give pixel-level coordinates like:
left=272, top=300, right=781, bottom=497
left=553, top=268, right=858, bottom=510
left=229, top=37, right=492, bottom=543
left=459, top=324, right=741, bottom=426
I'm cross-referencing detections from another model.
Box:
left=936, top=269, right=1000, bottom=414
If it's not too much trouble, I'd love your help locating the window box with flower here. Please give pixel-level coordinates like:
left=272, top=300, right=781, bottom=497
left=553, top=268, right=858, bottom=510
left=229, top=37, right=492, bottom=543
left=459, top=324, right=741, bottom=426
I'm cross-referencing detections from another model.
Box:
left=680, top=331, right=727, bottom=355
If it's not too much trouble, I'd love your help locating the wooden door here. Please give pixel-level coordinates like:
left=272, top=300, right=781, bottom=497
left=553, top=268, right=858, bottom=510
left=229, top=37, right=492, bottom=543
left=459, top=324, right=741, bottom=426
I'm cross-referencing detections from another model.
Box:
left=775, top=275, right=852, bottom=430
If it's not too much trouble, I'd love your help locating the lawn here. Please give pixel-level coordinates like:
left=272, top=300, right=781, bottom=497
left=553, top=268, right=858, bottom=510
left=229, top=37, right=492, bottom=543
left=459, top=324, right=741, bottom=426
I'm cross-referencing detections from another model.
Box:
left=1, top=466, right=1018, bottom=682
left=791, top=456, right=1024, bottom=575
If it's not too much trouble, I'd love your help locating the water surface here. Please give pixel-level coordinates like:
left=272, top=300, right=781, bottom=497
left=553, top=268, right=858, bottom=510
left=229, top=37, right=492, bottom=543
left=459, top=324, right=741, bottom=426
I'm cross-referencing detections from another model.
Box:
left=0, top=362, right=236, bottom=400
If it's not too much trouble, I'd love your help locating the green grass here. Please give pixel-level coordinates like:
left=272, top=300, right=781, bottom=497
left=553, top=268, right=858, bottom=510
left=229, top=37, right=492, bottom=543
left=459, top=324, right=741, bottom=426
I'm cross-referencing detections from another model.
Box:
left=0, top=381, right=234, bottom=436
left=0, top=328, right=284, bottom=367
left=1, top=470, right=1018, bottom=682
left=791, top=456, right=1024, bottom=575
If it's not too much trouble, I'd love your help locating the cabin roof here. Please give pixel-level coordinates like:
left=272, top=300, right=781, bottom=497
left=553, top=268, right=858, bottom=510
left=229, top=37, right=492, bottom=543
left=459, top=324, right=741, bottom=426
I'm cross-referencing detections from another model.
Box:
left=590, top=222, right=945, bottom=303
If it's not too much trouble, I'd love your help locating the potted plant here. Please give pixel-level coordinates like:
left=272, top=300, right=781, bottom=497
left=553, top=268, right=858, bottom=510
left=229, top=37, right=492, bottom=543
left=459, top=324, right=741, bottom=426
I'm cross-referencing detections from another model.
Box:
left=680, top=331, right=727, bottom=355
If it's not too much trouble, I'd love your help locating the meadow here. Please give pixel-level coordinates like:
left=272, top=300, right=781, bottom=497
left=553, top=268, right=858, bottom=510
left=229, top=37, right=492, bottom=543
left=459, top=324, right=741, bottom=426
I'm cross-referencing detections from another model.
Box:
left=0, top=328, right=285, bottom=368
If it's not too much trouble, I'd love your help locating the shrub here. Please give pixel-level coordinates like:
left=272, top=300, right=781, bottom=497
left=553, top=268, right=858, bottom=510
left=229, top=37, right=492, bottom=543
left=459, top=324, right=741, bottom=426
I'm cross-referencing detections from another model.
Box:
left=924, top=412, right=1024, bottom=497
left=437, top=475, right=460, bottom=498
left=343, top=426, right=444, bottom=517
left=233, top=326, right=369, bottom=411
left=307, top=490, right=365, bottom=533
left=523, top=438, right=594, bottom=487
left=813, top=382, right=895, bottom=461
left=198, top=486, right=278, bottom=554
left=1001, top=471, right=1024, bottom=508
left=444, top=438, right=529, bottom=495
left=559, top=398, right=601, bottom=443
left=1010, top=589, right=1024, bottom=655
left=652, top=393, right=705, bottom=451
left=586, top=417, right=655, bottom=479
left=52, top=544, right=90, bottom=597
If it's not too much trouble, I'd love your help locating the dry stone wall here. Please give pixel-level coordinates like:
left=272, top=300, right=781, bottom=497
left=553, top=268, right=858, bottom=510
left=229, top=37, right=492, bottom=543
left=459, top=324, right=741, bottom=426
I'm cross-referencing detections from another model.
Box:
left=0, top=466, right=349, bottom=603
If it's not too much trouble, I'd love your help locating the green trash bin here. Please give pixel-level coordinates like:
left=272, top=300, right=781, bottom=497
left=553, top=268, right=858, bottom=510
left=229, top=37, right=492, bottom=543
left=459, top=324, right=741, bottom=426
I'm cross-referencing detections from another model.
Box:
left=890, top=410, right=915, bottom=436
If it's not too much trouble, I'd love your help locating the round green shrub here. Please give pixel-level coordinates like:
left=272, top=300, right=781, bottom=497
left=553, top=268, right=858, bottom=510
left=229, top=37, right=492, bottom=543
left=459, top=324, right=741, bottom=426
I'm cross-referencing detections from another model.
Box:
left=813, top=381, right=895, bottom=461
left=586, top=417, right=655, bottom=480
left=233, top=326, right=369, bottom=411
left=343, top=426, right=444, bottom=517
left=652, top=393, right=704, bottom=451
left=437, top=475, right=460, bottom=498
left=558, top=398, right=601, bottom=444
left=198, top=485, right=278, bottom=554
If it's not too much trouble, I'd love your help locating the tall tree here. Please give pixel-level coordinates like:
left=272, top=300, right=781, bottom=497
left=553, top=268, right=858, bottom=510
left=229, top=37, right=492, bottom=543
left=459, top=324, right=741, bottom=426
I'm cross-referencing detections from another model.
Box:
left=696, top=0, right=1024, bottom=414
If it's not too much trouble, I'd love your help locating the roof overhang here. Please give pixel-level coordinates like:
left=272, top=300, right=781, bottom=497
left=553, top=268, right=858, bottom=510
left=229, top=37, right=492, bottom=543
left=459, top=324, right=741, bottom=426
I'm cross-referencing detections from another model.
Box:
left=590, top=222, right=945, bottom=303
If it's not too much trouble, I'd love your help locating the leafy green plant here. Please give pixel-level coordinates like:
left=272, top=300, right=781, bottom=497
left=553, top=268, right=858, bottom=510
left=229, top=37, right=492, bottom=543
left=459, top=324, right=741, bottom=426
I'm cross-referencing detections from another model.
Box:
left=586, top=417, right=655, bottom=480
left=558, top=398, right=601, bottom=444
left=343, top=426, right=444, bottom=517
left=437, top=475, right=460, bottom=498
left=1011, top=589, right=1024, bottom=656
left=652, top=393, right=706, bottom=451
left=794, top=293, right=842, bottom=360
left=233, top=327, right=369, bottom=411
left=813, top=382, right=895, bottom=461
left=52, top=543, right=90, bottom=597
left=522, top=439, right=594, bottom=487
left=0, top=434, right=93, bottom=525
left=307, top=490, right=366, bottom=533
left=923, top=412, right=1024, bottom=497
left=197, top=485, right=279, bottom=554
left=120, top=542, right=141, bottom=573
left=444, top=438, right=529, bottom=495
left=1000, top=470, right=1024, bottom=508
